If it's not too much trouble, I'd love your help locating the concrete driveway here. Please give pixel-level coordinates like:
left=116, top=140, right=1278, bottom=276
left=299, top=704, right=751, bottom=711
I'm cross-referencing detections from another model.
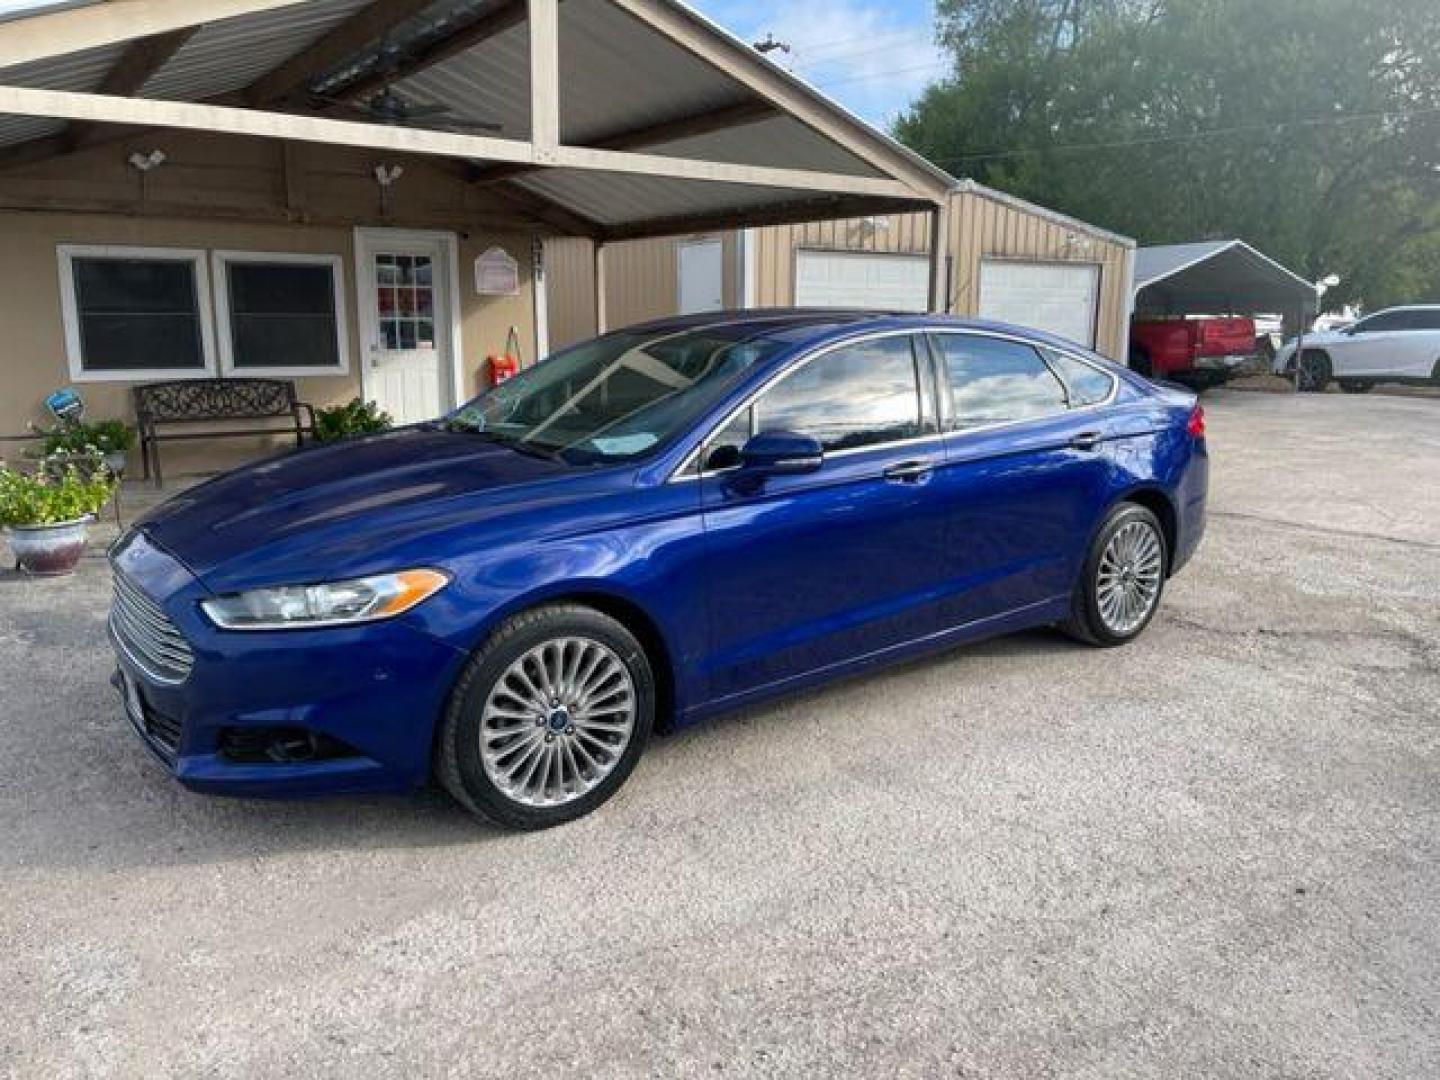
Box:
left=2, top=391, right=1437, bottom=1079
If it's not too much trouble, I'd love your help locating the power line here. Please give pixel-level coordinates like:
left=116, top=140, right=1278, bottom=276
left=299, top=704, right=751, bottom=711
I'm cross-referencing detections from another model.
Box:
left=810, top=59, right=951, bottom=89
left=928, top=104, right=1440, bottom=167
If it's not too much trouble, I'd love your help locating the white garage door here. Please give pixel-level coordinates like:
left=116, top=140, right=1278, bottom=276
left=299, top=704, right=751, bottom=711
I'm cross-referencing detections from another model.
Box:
left=978, top=260, right=1100, bottom=347
left=794, top=250, right=930, bottom=312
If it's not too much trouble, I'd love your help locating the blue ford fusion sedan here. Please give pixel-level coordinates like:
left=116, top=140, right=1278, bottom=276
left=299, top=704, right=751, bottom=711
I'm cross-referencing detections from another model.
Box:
left=110, top=311, right=1207, bottom=829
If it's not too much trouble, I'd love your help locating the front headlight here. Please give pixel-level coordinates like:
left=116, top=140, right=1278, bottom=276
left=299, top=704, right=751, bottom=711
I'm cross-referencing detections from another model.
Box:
left=201, top=569, right=449, bottom=630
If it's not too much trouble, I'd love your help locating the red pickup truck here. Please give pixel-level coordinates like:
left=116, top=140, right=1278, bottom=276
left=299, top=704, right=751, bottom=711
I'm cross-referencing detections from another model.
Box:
left=1130, top=317, right=1256, bottom=385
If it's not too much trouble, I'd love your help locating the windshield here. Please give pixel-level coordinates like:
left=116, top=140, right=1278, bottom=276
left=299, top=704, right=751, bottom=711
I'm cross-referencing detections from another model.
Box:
left=445, top=323, right=796, bottom=464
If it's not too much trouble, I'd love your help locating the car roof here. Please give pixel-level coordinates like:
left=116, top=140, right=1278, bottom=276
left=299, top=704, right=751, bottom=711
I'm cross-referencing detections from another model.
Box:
left=1372, top=304, right=1440, bottom=313
left=614, top=309, right=1107, bottom=358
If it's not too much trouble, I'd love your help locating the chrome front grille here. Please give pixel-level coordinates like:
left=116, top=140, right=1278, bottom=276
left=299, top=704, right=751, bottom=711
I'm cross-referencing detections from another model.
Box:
left=110, top=570, right=194, bottom=683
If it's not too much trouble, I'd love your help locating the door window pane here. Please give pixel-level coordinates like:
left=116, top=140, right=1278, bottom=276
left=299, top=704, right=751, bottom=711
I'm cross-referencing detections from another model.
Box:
left=1045, top=350, right=1116, bottom=407
left=71, top=256, right=205, bottom=372
left=375, top=253, right=436, bottom=354
left=937, top=334, right=1068, bottom=428
left=226, top=261, right=339, bottom=369
left=754, top=336, right=922, bottom=452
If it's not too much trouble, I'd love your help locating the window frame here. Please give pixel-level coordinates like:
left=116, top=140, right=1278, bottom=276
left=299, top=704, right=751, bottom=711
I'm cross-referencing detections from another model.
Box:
left=671, top=329, right=943, bottom=481
left=212, top=250, right=350, bottom=378
left=927, top=328, right=1119, bottom=436
left=57, top=244, right=218, bottom=383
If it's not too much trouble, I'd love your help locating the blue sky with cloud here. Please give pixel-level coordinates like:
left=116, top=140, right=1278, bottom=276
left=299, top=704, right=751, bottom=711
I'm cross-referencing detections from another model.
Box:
left=0, top=0, right=947, bottom=129
left=693, top=0, right=946, bottom=130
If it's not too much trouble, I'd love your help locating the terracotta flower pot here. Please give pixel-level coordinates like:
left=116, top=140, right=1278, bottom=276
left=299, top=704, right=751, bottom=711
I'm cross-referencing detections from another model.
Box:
left=4, top=516, right=92, bottom=576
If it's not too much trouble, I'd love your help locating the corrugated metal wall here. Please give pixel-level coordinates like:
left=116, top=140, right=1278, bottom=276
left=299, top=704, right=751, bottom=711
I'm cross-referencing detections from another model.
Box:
left=545, top=190, right=1133, bottom=359
left=544, top=233, right=740, bottom=351
left=946, top=188, right=1132, bottom=359
left=750, top=212, right=932, bottom=306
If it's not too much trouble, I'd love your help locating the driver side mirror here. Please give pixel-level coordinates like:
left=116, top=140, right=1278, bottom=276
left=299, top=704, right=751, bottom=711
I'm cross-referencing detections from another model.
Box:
left=739, top=430, right=824, bottom=476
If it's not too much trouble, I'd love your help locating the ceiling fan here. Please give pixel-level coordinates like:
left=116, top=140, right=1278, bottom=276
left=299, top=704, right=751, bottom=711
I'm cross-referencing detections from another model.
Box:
left=311, top=86, right=504, bottom=134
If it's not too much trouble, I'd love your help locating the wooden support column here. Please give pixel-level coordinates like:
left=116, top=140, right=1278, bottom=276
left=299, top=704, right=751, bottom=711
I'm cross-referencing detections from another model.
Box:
left=928, top=199, right=951, bottom=313
left=594, top=240, right=608, bottom=334
left=528, top=0, right=560, bottom=159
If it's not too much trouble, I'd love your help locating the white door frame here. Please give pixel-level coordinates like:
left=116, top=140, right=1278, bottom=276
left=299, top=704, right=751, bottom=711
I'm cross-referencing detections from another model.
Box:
left=677, top=236, right=725, bottom=314
left=353, top=227, right=466, bottom=413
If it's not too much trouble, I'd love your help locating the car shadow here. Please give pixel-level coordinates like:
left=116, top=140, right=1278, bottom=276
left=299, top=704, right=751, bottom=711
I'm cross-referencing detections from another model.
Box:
left=5, top=628, right=1082, bottom=873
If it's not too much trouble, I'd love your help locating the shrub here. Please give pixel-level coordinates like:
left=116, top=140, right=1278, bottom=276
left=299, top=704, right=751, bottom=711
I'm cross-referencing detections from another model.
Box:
left=0, top=463, right=116, bottom=527
left=314, top=399, right=393, bottom=442
left=32, top=418, right=135, bottom=459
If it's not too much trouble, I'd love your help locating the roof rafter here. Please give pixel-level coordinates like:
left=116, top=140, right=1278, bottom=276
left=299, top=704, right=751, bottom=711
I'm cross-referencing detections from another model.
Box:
left=470, top=99, right=776, bottom=185
left=243, top=0, right=439, bottom=106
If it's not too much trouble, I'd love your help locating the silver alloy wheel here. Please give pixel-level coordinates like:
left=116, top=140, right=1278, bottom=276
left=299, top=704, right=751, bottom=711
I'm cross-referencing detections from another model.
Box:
left=1096, top=520, right=1164, bottom=636
left=479, top=636, right=636, bottom=808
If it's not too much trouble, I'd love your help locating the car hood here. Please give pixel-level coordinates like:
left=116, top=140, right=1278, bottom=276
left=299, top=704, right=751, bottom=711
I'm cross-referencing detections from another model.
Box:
left=140, top=427, right=582, bottom=585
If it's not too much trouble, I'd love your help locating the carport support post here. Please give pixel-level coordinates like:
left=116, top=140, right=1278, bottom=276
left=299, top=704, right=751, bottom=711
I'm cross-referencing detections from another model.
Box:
left=928, top=199, right=951, bottom=313
left=593, top=240, right=608, bottom=334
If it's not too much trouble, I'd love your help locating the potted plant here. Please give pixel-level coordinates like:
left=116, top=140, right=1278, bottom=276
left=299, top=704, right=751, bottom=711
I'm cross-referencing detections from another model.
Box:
left=0, top=461, right=117, bottom=575
left=314, top=398, right=394, bottom=442
left=31, top=417, right=136, bottom=475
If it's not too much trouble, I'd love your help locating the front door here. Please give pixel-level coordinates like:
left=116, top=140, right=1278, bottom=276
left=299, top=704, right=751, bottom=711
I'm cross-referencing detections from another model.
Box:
left=356, top=230, right=457, bottom=425
left=698, top=333, right=950, bottom=703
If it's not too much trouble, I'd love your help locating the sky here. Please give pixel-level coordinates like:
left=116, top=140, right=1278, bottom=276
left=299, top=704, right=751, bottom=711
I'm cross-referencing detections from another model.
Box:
left=694, top=0, right=947, bottom=130
left=0, top=0, right=948, bottom=130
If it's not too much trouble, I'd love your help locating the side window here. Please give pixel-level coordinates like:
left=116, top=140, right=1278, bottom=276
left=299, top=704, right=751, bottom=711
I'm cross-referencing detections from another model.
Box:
left=1353, top=311, right=1405, bottom=333
left=1045, top=350, right=1116, bottom=407
left=1414, top=310, right=1440, bottom=331
left=936, top=334, right=1068, bottom=428
left=754, top=336, right=923, bottom=452
left=703, top=407, right=753, bottom=471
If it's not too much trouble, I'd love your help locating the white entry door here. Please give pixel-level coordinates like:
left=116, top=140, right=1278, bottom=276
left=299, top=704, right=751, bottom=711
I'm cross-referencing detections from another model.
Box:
left=978, top=259, right=1100, bottom=348
left=356, top=229, right=459, bottom=425
left=794, top=250, right=930, bottom=311
left=678, top=238, right=724, bottom=314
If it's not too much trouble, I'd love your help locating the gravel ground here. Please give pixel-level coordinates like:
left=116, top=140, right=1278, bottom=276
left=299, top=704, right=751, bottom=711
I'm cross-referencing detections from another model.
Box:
left=1, top=390, right=1437, bottom=1079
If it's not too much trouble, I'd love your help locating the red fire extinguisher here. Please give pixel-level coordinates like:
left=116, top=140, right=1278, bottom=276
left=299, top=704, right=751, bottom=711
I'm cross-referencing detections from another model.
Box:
left=483, top=326, right=522, bottom=388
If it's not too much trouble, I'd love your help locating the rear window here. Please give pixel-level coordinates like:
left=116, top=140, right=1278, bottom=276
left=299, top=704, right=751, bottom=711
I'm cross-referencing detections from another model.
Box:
left=1045, top=351, right=1116, bottom=407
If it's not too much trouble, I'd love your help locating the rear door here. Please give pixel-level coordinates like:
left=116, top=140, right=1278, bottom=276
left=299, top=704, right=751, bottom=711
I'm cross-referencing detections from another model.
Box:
left=927, top=331, right=1119, bottom=623
left=697, top=333, right=948, bottom=702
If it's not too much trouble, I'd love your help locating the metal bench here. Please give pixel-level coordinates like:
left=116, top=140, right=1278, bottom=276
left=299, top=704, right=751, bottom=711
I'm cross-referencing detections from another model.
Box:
left=133, top=378, right=315, bottom=487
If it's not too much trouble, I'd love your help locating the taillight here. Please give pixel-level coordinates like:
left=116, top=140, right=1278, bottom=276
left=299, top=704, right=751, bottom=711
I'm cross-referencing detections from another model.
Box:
left=1187, top=404, right=1206, bottom=439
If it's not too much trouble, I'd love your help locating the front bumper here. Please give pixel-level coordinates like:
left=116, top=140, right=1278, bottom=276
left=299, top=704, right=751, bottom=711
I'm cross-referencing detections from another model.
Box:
left=109, top=531, right=467, bottom=798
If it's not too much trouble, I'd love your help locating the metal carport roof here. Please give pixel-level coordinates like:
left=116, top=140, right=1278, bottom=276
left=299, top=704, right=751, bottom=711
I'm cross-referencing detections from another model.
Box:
left=0, top=0, right=955, bottom=247
left=1134, top=239, right=1317, bottom=318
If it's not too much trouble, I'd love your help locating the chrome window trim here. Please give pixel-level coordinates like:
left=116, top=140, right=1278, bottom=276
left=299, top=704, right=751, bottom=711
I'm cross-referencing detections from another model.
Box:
left=669, top=325, right=1122, bottom=482
left=669, top=328, right=932, bottom=483
left=927, top=328, right=1120, bottom=438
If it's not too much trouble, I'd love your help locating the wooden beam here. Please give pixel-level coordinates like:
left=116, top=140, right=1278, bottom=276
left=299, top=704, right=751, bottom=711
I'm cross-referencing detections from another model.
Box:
left=62, top=28, right=198, bottom=150
left=334, top=0, right=529, bottom=104
left=0, top=0, right=312, bottom=69
left=593, top=241, right=608, bottom=333
left=243, top=0, right=438, bottom=106
left=0, top=88, right=919, bottom=198
left=471, top=99, right=775, bottom=185
left=607, top=0, right=952, bottom=202
left=928, top=200, right=950, bottom=312
left=602, top=194, right=932, bottom=242
left=487, top=183, right=605, bottom=238
left=528, top=0, right=560, bottom=155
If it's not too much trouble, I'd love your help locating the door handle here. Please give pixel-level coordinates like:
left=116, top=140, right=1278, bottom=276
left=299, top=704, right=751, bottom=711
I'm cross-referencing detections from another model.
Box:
left=1068, top=431, right=1104, bottom=451
left=883, top=459, right=935, bottom=483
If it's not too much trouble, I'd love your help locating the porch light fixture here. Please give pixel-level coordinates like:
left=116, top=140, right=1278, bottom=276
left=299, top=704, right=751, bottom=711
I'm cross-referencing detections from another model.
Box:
left=126, top=149, right=166, bottom=172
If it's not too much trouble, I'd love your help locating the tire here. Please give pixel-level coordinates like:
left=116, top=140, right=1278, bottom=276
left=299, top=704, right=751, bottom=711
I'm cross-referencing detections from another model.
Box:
left=1338, top=379, right=1373, bottom=394
left=1297, top=350, right=1331, bottom=392
left=436, top=603, right=655, bottom=830
left=1130, top=346, right=1153, bottom=379
left=1062, top=502, right=1169, bottom=647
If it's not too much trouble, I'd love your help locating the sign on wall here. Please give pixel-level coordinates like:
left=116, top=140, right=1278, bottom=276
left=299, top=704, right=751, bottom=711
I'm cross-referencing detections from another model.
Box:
left=475, top=246, right=519, bottom=296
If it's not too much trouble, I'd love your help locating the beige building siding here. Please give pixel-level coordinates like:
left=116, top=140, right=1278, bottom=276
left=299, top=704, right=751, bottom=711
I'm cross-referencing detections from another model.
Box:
left=0, top=130, right=538, bottom=476
left=750, top=211, right=932, bottom=307
left=545, top=186, right=1134, bottom=361
left=945, top=186, right=1132, bottom=360
left=544, top=233, right=741, bottom=351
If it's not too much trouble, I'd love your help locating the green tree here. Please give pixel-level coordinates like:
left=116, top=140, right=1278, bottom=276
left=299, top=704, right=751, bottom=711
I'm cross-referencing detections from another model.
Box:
left=896, top=0, right=1440, bottom=308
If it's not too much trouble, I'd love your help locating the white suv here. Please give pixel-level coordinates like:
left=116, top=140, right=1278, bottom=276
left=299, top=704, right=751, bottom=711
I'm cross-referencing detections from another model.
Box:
left=1275, top=305, right=1440, bottom=392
